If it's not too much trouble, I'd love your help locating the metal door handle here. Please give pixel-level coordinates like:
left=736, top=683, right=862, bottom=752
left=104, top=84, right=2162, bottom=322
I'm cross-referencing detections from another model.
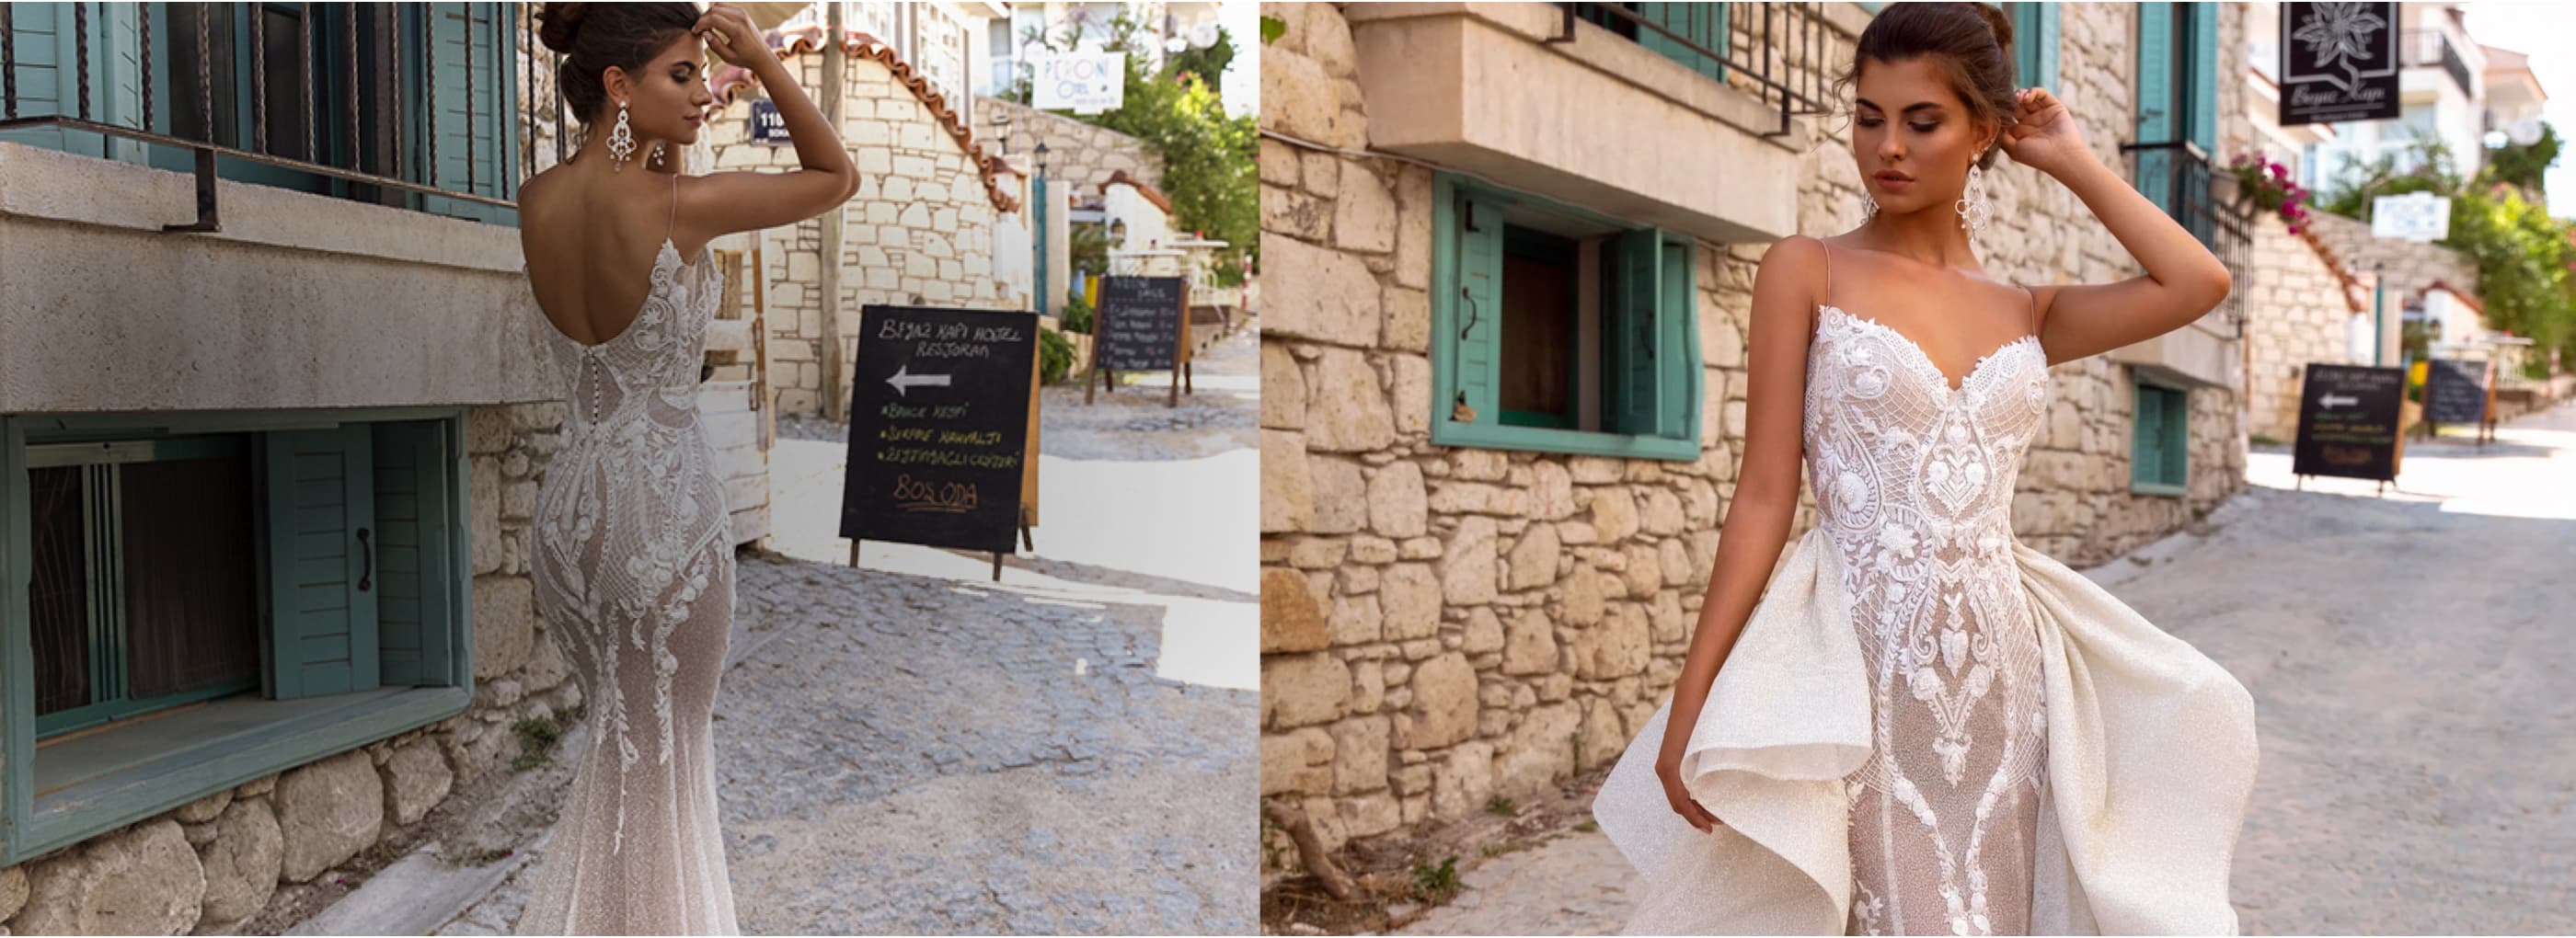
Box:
left=357, top=527, right=373, bottom=591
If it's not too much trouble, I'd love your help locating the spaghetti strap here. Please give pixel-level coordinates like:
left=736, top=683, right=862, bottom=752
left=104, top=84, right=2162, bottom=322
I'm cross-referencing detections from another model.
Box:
left=666, top=172, right=680, bottom=242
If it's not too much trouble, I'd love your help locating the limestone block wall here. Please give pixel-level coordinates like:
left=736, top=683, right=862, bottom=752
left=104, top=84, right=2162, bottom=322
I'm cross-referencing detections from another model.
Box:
left=2302, top=210, right=2479, bottom=311
left=1259, top=1, right=2248, bottom=865
left=977, top=95, right=1165, bottom=192
left=708, top=51, right=1019, bottom=418
left=0, top=404, right=581, bottom=934
left=2244, top=216, right=2371, bottom=442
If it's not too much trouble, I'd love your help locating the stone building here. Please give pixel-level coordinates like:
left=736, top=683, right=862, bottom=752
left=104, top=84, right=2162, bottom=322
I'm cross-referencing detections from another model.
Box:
left=1260, top=1, right=2259, bottom=864
left=978, top=94, right=1167, bottom=194
left=708, top=16, right=1034, bottom=419
left=0, top=5, right=598, bottom=932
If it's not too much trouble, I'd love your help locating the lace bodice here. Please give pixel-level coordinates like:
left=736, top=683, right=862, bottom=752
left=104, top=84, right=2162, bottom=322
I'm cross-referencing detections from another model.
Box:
left=1802, top=282, right=2055, bottom=934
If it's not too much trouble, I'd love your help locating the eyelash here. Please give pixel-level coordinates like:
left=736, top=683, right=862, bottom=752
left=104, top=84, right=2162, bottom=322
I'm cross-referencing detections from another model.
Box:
left=1857, top=117, right=1939, bottom=133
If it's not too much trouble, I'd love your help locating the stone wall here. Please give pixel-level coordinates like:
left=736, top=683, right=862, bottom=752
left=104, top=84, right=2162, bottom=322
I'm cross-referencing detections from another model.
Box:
left=0, top=404, right=581, bottom=934
left=977, top=95, right=1166, bottom=192
left=1259, top=1, right=2249, bottom=866
left=708, top=51, right=1020, bottom=418
left=2244, top=216, right=2371, bottom=442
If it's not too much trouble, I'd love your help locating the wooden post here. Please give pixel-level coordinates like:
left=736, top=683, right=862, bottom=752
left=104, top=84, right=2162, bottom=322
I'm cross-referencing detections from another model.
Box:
left=816, top=2, right=848, bottom=422
left=1167, top=280, right=1189, bottom=408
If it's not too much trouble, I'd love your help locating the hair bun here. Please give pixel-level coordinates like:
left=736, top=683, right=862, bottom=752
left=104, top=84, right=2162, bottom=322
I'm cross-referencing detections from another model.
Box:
left=537, top=3, right=591, bottom=55
left=1972, top=2, right=2015, bottom=61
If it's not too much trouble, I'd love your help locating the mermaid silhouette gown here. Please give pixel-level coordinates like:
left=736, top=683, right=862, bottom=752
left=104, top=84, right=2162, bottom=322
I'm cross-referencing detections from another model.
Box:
left=1594, top=243, right=2260, bottom=935
left=515, top=172, right=740, bottom=934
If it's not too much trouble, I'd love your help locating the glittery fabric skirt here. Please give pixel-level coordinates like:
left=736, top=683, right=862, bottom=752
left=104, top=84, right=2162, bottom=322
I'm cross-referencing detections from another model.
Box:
left=1592, top=527, right=2260, bottom=935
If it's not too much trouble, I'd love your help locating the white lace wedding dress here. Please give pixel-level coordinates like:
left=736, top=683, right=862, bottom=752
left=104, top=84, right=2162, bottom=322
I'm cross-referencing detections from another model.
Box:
left=515, top=172, right=740, bottom=934
left=1594, top=243, right=2260, bottom=935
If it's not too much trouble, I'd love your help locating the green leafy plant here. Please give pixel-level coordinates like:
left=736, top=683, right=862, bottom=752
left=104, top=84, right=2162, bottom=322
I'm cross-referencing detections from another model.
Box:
left=1410, top=856, right=1462, bottom=902
left=1061, top=292, right=1097, bottom=335
left=2483, top=121, right=2560, bottom=198
left=511, top=715, right=565, bottom=772
left=1039, top=327, right=1075, bottom=385
left=1484, top=796, right=1518, bottom=818
left=1260, top=16, right=1287, bottom=45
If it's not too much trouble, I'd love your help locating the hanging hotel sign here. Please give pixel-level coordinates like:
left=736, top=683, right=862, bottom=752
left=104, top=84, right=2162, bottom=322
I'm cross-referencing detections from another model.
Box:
left=2279, top=2, right=2400, bottom=127
left=1032, top=51, right=1126, bottom=114
left=2370, top=191, right=2449, bottom=242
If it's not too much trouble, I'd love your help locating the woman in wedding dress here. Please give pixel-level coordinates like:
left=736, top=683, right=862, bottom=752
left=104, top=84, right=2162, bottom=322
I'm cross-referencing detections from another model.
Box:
left=512, top=3, right=857, bottom=932
left=1593, top=5, right=2260, bottom=934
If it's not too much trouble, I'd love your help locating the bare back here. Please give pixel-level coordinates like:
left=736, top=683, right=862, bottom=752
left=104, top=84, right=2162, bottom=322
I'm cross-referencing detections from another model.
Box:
left=518, top=162, right=711, bottom=348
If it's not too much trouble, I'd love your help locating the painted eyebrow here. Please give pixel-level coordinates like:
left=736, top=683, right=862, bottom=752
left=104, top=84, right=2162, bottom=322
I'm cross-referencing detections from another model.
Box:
left=1853, top=97, right=1946, bottom=115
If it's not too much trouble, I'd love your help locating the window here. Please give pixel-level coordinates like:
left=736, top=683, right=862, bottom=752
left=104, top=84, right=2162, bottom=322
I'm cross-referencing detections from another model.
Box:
left=2132, top=378, right=2190, bottom=494
left=1432, top=175, right=1704, bottom=461
left=0, top=3, right=520, bottom=223
left=2008, top=4, right=2061, bottom=92
left=2134, top=2, right=2218, bottom=215
left=3, top=410, right=474, bottom=863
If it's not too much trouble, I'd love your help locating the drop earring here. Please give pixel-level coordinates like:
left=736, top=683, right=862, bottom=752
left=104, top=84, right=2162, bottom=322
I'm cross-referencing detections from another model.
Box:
left=1859, top=189, right=1880, bottom=223
left=650, top=141, right=667, bottom=167
left=1957, top=162, right=1993, bottom=245
left=606, top=99, right=637, bottom=170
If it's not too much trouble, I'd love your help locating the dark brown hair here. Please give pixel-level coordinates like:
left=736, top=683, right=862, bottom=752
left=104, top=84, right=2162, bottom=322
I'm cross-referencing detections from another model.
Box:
left=537, top=2, right=702, bottom=124
left=1835, top=2, right=2020, bottom=169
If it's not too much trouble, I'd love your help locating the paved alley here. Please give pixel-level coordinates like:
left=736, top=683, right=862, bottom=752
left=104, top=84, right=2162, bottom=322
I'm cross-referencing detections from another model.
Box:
left=1392, top=399, right=2576, bottom=935
left=431, top=330, right=1262, bottom=935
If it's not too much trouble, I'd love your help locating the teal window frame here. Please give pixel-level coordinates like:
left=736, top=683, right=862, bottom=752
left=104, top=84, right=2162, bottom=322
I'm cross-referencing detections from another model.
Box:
left=2133, top=2, right=2220, bottom=216
left=2130, top=375, right=2191, bottom=495
left=26, top=434, right=263, bottom=739
left=1432, top=173, right=1705, bottom=462
left=1, top=407, right=476, bottom=864
left=1, top=3, right=521, bottom=225
left=2008, top=4, right=2061, bottom=92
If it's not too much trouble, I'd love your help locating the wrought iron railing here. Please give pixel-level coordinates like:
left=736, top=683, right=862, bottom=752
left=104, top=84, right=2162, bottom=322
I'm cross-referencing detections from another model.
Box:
left=2403, top=29, right=2474, bottom=99
left=1549, top=2, right=1834, bottom=138
left=0, top=3, right=523, bottom=232
left=2122, top=139, right=2250, bottom=338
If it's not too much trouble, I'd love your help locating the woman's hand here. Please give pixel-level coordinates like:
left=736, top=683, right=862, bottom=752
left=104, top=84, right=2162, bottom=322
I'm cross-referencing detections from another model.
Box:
left=1997, top=86, right=2096, bottom=180
left=695, top=4, right=774, bottom=70
left=1655, top=760, right=1722, bottom=833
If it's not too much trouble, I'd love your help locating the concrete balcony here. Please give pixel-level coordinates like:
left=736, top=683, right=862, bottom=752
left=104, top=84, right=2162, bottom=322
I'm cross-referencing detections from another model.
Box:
left=1342, top=3, right=1822, bottom=244
left=0, top=143, right=553, bottom=414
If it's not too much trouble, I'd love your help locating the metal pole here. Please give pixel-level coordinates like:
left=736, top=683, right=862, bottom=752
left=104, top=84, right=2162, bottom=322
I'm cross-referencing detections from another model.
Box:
left=2374, top=261, right=2386, bottom=367
left=1035, top=143, right=1050, bottom=315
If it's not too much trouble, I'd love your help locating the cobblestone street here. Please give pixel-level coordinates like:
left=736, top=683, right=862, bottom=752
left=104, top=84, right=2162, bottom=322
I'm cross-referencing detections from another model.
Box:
left=432, top=331, right=1261, bottom=934
left=1388, top=400, right=2576, bottom=935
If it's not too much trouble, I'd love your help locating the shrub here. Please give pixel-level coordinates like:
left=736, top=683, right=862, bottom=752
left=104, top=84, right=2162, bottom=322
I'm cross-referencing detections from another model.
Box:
left=1039, top=327, right=1075, bottom=385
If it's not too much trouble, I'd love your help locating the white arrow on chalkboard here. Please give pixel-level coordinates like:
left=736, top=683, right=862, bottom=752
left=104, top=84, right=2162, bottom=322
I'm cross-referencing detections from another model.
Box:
left=2319, top=392, right=2360, bottom=409
left=887, top=365, right=952, bottom=396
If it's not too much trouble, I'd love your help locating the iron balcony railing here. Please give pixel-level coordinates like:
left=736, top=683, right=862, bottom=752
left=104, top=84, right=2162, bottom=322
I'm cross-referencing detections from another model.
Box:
left=1549, top=2, right=1834, bottom=138
left=2402, top=29, right=2475, bottom=99
left=0, top=3, right=524, bottom=233
left=2122, top=139, right=2250, bottom=338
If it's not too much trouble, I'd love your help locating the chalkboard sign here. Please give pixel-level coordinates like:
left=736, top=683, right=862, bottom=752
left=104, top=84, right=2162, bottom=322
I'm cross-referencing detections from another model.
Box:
left=1094, top=275, right=1186, bottom=372
left=2278, top=2, right=2400, bottom=127
left=751, top=99, right=788, bottom=145
left=2292, top=363, right=2406, bottom=482
left=2421, top=358, right=2490, bottom=426
left=839, top=305, right=1038, bottom=554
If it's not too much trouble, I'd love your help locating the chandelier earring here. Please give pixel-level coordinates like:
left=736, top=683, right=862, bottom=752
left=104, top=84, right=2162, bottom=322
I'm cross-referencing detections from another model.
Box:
left=605, top=99, right=638, bottom=169
left=1956, top=161, right=1993, bottom=245
left=1859, top=188, right=1879, bottom=223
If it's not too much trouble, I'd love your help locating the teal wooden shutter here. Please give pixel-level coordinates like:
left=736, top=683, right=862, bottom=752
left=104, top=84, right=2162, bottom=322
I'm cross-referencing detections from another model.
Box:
left=1446, top=189, right=1507, bottom=427
left=264, top=425, right=381, bottom=700
left=2134, top=2, right=2176, bottom=212
left=1614, top=228, right=1664, bottom=436
left=0, top=4, right=70, bottom=149
left=2187, top=4, right=2218, bottom=155
left=2160, top=387, right=2189, bottom=485
left=2133, top=383, right=2165, bottom=486
left=0, top=2, right=143, bottom=156
left=1658, top=237, right=1699, bottom=441
left=419, top=3, right=513, bottom=222
left=2033, top=6, right=2061, bottom=92
left=370, top=420, right=453, bottom=688
left=1636, top=3, right=1728, bottom=82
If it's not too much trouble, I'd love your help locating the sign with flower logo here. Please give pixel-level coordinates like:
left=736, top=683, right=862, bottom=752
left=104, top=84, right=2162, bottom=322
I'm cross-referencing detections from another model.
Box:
left=2280, top=2, right=2400, bottom=126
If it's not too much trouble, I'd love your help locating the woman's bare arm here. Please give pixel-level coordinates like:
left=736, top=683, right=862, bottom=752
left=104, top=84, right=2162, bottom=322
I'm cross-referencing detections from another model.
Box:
left=1651, top=234, right=1823, bottom=831
left=2008, top=87, right=2234, bottom=362
left=679, top=4, right=860, bottom=238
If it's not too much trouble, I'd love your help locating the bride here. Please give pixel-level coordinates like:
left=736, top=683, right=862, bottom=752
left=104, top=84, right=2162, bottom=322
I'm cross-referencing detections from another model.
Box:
left=512, top=3, right=856, bottom=932
left=1593, top=4, right=2260, bottom=934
